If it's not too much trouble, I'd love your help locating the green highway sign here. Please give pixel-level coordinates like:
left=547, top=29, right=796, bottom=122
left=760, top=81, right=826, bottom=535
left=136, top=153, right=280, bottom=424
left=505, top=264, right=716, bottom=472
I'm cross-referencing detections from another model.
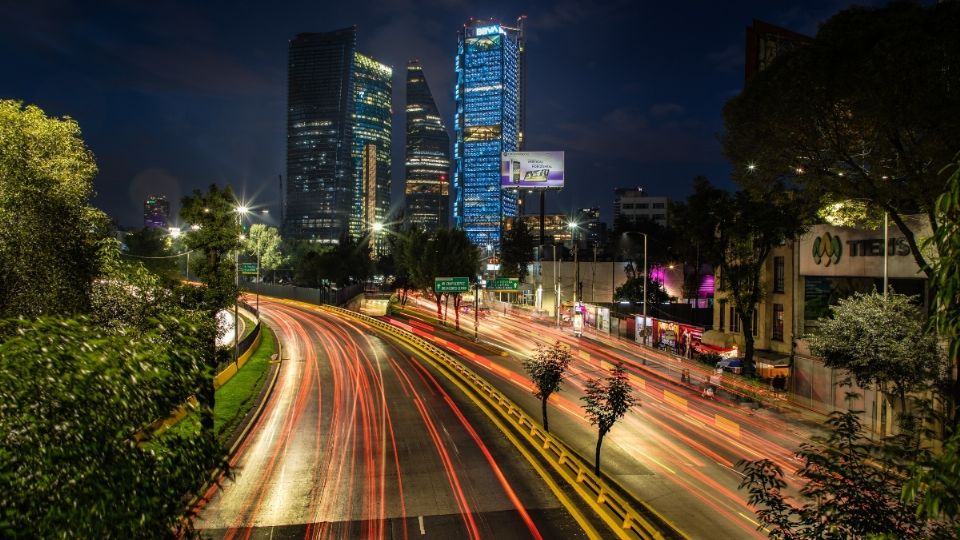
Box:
left=487, top=277, right=519, bottom=290
left=240, top=262, right=258, bottom=275
left=434, top=276, right=470, bottom=293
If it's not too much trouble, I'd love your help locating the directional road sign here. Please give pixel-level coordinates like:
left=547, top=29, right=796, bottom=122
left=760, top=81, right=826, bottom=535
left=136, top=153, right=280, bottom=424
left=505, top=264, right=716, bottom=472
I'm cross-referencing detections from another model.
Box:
left=434, top=276, right=470, bottom=293
left=486, top=277, right=519, bottom=290
left=240, top=262, right=258, bottom=275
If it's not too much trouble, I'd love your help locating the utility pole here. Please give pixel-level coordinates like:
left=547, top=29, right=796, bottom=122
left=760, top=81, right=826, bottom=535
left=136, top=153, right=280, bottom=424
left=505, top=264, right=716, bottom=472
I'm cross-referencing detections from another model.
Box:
left=474, top=281, right=480, bottom=341
left=642, top=232, right=648, bottom=345
left=592, top=243, right=597, bottom=303
left=553, top=244, right=560, bottom=328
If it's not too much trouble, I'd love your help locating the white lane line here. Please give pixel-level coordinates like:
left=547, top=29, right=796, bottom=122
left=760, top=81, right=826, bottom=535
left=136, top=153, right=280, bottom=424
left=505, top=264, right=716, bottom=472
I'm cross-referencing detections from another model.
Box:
left=419, top=515, right=426, bottom=535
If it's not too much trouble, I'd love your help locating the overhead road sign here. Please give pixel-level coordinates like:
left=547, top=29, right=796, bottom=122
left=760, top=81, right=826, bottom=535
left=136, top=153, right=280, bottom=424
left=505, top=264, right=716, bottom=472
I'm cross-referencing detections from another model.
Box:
left=487, top=277, right=519, bottom=290
left=434, top=277, right=471, bottom=293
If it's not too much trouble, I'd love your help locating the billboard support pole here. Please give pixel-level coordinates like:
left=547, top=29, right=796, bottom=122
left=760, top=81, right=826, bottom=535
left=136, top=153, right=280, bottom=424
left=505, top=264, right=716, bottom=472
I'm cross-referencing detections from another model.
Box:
left=539, top=190, right=545, bottom=248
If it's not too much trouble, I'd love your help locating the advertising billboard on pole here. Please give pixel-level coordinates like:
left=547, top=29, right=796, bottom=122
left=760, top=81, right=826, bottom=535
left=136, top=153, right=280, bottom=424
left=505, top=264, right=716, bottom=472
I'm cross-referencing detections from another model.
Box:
left=500, top=151, right=564, bottom=190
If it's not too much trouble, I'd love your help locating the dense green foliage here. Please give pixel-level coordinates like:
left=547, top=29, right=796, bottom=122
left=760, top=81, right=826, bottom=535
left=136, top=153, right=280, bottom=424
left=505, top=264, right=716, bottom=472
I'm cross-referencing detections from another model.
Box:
left=123, top=227, right=180, bottom=284
left=293, top=233, right=371, bottom=288
left=723, top=2, right=960, bottom=279
left=0, top=100, right=109, bottom=317
left=522, top=341, right=572, bottom=433
left=243, top=224, right=284, bottom=279
left=614, top=276, right=671, bottom=305
left=500, top=219, right=535, bottom=282
left=179, top=185, right=242, bottom=312
left=581, top=363, right=636, bottom=475
left=808, top=292, right=948, bottom=414
left=739, top=410, right=957, bottom=539
left=0, top=316, right=219, bottom=538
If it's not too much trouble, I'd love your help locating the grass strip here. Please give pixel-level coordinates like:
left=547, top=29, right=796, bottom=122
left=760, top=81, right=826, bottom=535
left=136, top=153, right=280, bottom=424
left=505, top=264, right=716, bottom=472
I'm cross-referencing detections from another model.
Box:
left=162, top=325, right=276, bottom=444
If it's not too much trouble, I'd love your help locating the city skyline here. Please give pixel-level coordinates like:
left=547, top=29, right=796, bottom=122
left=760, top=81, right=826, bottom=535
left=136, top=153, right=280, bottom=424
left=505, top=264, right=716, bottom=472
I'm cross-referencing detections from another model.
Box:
left=1, top=1, right=884, bottom=228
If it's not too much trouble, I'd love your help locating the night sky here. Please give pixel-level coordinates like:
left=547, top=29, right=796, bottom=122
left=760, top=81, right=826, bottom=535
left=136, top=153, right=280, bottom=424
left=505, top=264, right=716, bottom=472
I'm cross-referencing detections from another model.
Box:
left=2, top=0, right=881, bottom=229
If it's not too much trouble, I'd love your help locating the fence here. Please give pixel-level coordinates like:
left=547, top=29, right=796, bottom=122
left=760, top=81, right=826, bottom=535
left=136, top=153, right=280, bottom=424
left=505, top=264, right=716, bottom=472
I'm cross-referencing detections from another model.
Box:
left=244, top=282, right=363, bottom=307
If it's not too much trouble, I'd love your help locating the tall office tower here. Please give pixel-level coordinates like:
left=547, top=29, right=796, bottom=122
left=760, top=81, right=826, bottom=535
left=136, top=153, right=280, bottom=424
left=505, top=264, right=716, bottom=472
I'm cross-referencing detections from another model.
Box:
left=286, top=28, right=357, bottom=242
left=454, top=17, right=525, bottom=249
left=404, top=60, right=450, bottom=231
left=285, top=29, right=393, bottom=245
left=351, top=53, right=392, bottom=252
left=143, top=195, right=169, bottom=229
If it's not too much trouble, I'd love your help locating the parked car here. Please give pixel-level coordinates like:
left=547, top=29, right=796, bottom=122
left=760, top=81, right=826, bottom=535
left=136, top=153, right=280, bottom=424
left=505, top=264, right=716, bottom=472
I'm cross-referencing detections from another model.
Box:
left=716, top=358, right=743, bottom=374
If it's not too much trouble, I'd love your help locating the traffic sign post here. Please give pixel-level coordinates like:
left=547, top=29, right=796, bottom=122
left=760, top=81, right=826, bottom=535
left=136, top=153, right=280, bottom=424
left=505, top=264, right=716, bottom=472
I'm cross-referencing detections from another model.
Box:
left=434, top=277, right=470, bottom=293
left=486, top=277, right=519, bottom=291
left=240, top=262, right=258, bottom=275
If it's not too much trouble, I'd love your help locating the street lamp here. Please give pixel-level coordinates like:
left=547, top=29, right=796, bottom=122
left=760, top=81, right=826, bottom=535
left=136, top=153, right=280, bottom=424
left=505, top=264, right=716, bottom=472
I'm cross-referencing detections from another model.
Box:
left=234, top=205, right=250, bottom=362
left=567, top=221, right=580, bottom=304
left=640, top=232, right=648, bottom=345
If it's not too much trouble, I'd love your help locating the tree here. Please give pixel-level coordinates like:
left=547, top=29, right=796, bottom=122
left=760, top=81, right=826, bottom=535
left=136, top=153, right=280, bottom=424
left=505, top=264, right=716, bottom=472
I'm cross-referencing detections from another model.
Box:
left=500, top=219, right=535, bottom=282
left=0, top=100, right=110, bottom=318
left=522, top=341, right=572, bottom=433
left=671, top=177, right=727, bottom=304
left=243, top=224, right=284, bottom=281
left=179, top=184, right=241, bottom=433
left=0, top=316, right=220, bottom=538
left=614, top=276, right=671, bottom=305
left=738, top=410, right=956, bottom=539
left=122, top=227, right=180, bottom=284
left=901, top=156, right=960, bottom=521
left=581, top=363, right=637, bottom=475
left=421, top=228, right=479, bottom=330
left=722, top=2, right=960, bottom=281
left=714, top=186, right=813, bottom=374
left=807, top=292, right=948, bottom=420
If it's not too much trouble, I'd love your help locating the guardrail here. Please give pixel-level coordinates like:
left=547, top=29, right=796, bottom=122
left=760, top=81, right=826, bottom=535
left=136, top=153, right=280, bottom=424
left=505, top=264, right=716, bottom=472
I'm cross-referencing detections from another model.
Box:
left=320, top=304, right=685, bottom=540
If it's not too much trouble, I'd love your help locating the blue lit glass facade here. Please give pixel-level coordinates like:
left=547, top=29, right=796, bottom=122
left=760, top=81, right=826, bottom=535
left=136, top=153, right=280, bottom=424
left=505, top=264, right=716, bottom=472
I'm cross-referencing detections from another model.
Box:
left=454, top=19, right=524, bottom=249
left=351, top=53, right=392, bottom=242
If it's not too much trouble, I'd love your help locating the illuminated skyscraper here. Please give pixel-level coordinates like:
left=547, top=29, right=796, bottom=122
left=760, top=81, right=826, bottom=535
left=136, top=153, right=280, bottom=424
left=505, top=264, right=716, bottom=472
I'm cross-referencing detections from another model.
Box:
left=351, top=53, right=392, bottom=249
left=286, top=29, right=357, bottom=242
left=143, top=195, right=169, bottom=229
left=454, top=17, right=526, bottom=249
left=404, top=60, right=450, bottom=231
left=285, top=28, right=392, bottom=245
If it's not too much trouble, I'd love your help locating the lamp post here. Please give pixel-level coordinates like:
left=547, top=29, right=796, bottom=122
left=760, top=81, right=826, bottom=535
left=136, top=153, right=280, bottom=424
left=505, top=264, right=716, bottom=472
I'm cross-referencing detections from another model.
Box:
left=636, top=232, right=648, bottom=345
left=553, top=244, right=560, bottom=328
left=234, top=205, right=249, bottom=363
left=568, top=221, right=579, bottom=304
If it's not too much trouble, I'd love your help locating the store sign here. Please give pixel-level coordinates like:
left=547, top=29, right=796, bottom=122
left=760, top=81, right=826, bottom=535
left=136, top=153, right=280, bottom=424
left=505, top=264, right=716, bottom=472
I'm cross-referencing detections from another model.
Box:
left=800, top=223, right=929, bottom=278
left=475, top=25, right=500, bottom=36
left=811, top=232, right=842, bottom=266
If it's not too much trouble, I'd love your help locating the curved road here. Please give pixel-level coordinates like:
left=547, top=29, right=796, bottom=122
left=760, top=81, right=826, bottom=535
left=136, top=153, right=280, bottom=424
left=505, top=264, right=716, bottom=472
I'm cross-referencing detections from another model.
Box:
left=196, top=297, right=587, bottom=539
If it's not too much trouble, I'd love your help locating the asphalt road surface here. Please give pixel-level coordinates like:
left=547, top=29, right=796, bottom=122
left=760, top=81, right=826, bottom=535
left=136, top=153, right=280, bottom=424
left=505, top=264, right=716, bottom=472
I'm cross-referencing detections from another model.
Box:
left=196, top=297, right=588, bottom=540
left=390, top=297, right=824, bottom=539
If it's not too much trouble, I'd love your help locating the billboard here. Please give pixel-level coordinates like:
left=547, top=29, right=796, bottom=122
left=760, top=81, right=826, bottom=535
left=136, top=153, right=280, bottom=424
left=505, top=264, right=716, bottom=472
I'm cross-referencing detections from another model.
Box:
left=500, top=151, right=564, bottom=190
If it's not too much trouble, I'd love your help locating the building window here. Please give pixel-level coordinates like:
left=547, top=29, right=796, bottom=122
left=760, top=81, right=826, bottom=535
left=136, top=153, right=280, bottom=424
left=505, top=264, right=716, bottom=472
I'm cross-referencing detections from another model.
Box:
left=773, top=304, right=784, bottom=341
left=652, top=202, right=665, bottom=209
left=637, top=203, right=649, bottom=209
left=719, top=300, right=726, bottom=331
left=622, top=203, right=634, bottom=209
left=730, top=305, right=740, bottom=332
left=774, top=256, right=785, bottom=293
left=653, top=213, right=665, bottom=220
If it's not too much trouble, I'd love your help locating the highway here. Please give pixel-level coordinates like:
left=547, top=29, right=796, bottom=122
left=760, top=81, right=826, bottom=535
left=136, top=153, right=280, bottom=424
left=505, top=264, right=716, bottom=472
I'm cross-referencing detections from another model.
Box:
left=390, top=297, right=823, bottom=539
left=196, top=297, right=587, bottom=539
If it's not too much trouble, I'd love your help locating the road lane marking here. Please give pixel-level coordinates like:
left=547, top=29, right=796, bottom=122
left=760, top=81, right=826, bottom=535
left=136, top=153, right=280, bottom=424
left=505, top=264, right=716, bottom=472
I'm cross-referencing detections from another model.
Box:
left=663, top=390, right=688, bottom=411
left=715, top=414, right=741, bottom=438
left=418, top=515, right=426, bottom=535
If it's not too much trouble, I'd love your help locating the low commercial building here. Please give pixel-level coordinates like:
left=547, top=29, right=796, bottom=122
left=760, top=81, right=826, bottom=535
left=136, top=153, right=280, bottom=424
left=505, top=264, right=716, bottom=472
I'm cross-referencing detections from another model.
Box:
left=705, top=218, right=931, bottom=436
